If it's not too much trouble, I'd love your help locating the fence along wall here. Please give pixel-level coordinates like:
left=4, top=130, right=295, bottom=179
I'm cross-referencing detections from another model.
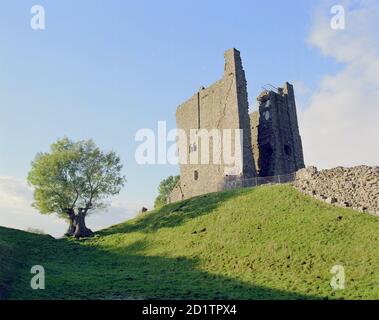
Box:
left=219, top=166, right=379, bottom=217
left=219, top=173, right=295, bottom=191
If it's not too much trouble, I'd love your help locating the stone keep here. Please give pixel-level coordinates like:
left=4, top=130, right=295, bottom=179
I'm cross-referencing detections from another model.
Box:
left=168, top=49, right=305, bottom=203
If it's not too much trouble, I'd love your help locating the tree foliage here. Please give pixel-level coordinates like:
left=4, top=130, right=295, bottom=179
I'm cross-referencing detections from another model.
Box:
left=27, top=138, right=126, bottom=238
left=154, top=175, right=180, bottom=208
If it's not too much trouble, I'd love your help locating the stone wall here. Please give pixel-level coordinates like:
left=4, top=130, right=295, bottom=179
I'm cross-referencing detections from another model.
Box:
left=167, top=181, right=184, bottom=203
left=173, top=48, right=256, bottom=201
left=250, top=83, right=305, bottom=177
left=294, top=166, right=379, bottom=216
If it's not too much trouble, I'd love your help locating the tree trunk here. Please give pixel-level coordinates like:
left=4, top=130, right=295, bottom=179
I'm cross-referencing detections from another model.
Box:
left=65, top=219, right=76, bottom=237
left=64, top=209, right=77, bottom=237
left=73, top=212, right=94, bottom=238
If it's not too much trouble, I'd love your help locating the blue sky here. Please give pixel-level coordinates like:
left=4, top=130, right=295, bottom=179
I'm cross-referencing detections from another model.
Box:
left=1, top=0, right=378, bottom=236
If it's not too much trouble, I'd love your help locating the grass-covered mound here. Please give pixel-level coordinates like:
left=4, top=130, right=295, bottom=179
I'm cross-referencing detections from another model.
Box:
left=0, top=185, right=378, bottom=300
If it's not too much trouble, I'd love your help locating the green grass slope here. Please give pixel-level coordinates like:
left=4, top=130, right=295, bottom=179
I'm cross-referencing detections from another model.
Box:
left=1, top=185, right=378, bottom=300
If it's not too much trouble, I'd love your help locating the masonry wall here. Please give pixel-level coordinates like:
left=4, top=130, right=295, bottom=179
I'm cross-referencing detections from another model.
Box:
left=250, top=83, right=305, bottom=177
left=294, top=166, right=379, bottom=216
left=284, top=83, right=305, bottom=170
left=171, top=49, right=256, bottom=202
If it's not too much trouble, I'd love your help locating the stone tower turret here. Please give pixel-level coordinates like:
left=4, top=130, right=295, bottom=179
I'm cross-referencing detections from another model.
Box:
left=250, top=83, right=305, bottom=176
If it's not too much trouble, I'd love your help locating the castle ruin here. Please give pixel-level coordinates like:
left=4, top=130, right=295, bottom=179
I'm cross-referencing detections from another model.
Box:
left=169, top=48, right=305, bottom=203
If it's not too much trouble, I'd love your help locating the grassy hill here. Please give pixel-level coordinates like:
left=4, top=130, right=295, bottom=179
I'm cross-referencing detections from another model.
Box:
left=0, top=185, right=378, bottom=300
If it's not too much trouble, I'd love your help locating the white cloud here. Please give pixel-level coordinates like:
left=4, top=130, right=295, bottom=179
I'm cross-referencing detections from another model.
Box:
left=299, top=0, right=379, bottom=169
left=0, top=176, right=33, bottom=210
left=0, top=176, right=66, bottom=237
left=0, top=176, right=139, bottom=238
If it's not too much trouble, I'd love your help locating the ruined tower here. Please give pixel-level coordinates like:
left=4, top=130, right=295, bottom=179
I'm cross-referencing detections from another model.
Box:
left=168, top=49, right=256, bottom=202
left=168, top=50, right=305, bottom=203
left=250, top=83, right=305, bottom=176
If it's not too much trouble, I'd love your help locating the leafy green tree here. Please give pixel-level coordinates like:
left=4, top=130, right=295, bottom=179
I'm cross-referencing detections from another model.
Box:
left=154, top=175, right=180, bottom=208
left=27, top=138, right=126, bottom=238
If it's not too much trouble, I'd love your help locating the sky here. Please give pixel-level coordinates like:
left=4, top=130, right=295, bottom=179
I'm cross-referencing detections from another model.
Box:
left=0, top=0, right=378, bottom=237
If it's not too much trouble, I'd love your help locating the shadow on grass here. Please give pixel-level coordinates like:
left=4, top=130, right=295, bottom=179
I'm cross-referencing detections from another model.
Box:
left=1, top=187, right=323, bottom=300
left=0, top=227, right=55, bottom=299
left=100, top=188, right=250, bottom=236
left=7, top=236, right=321, bottom=300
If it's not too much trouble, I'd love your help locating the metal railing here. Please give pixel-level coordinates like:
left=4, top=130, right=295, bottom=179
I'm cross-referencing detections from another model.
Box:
left=218, top=172, right=296, bottom=191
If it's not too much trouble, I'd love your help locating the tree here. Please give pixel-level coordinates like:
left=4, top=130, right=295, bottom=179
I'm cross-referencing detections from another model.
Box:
left=27, top=138, right=126, bottom=238
left=154, top=175, right=180, bottom=208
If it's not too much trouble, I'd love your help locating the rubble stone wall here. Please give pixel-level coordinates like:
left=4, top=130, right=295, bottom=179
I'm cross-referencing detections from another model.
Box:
left=294, top=166, right=379, bottom=216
